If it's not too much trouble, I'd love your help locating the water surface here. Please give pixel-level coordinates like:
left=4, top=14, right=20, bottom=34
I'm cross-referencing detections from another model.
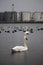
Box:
left=0, top=23, right=43, bottom=65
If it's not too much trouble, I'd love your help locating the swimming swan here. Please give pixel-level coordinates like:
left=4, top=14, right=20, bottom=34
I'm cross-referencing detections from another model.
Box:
left=11, top=30, right=30, bottom=52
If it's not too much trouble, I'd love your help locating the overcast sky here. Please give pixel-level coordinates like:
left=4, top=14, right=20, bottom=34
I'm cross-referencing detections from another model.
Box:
left=0, top=0, right=43, bottom=12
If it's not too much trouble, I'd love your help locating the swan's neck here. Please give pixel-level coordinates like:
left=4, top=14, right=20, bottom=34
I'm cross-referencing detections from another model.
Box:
left=24, top=34, right=27, bottom=47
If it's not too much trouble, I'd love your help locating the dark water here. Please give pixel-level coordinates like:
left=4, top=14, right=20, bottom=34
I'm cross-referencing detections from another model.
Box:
left=0, top=24, right=43, bottom=65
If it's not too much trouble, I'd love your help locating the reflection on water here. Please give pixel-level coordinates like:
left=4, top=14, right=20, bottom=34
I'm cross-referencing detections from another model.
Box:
left=0, top=23, right=43, bottom=65
left=10, top=51, right=29, bottom=65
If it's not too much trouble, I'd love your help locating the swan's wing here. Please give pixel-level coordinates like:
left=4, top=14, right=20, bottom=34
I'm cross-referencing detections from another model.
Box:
left=12, top=46, right=28, bottom=52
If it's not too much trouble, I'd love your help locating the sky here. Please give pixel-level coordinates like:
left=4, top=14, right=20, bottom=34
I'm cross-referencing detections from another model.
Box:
left=0, top=0, right=43, bottom=12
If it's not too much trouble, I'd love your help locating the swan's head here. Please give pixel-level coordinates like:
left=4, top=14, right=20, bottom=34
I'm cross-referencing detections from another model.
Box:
left=24, top=31, right=29, bottom=40
left=25, top=31, right=30, bottom=35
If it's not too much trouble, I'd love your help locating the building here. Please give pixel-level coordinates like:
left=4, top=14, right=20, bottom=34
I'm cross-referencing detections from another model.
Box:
left=33, top=12, right=41, bottom=22
left=0, top=11, right=43, bottom=23
left=40, top=12, right=43, bottom=21
left=22, top=11, right=31, bottom=22
left=0, top=12, right=4, bottom=22
left=10, top=12, right=17, bottom=22
left=0, top=11, right=17, bottom=23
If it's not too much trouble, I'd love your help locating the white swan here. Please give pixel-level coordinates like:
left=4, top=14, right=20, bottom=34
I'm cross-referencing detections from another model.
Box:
left=11, top=30, right=30, bottom=52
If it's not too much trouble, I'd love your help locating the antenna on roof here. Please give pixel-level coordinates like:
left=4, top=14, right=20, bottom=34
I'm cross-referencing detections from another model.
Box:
left=12, top=3, right=14, bottom=12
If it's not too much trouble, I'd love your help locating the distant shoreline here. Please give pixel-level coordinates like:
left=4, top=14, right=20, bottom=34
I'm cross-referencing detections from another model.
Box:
left=0, top=21, right=43, bottom=24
